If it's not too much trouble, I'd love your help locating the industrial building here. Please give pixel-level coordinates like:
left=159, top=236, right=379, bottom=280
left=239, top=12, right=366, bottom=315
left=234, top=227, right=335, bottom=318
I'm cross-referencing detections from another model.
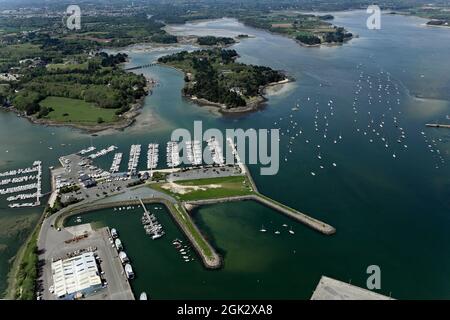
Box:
left=51, top=252, right=103, bottom=299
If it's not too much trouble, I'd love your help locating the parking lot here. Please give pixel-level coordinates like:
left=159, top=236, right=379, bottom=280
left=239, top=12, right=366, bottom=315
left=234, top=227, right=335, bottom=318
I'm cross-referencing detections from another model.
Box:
left=38, top=224, right=134, bottom=300
left=54, top=153, right=139, bottom=205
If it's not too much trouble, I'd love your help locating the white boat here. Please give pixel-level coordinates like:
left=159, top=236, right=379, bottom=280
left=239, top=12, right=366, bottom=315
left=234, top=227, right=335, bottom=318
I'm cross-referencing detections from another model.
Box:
left=119, top=251, right=129, bottom=264
left=274, top=231, right=280, bottom=235
left=288, top=228, right=295, bottom=235
left=140, top=292, right=148, bottom=300
left=152, top=233, right=163, bottom=240
left=125, top=264, right=134, bottom=279
left=111, top=228, right=118, bottom=238
left=260, top=225, right=267, bottom=232
left=115, top=238, right=123, bottom=251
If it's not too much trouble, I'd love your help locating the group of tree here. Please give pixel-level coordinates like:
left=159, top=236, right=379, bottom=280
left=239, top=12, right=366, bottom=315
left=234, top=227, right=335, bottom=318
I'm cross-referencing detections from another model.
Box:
left=296, top=34, right=322, bottom=45
left=159, top=49, right=285, bottom=109
left=197, top=36, right=236, bottom=46
left=322, top=27, right=353, bottom=43
left=10, top=53, right=147, bottom=116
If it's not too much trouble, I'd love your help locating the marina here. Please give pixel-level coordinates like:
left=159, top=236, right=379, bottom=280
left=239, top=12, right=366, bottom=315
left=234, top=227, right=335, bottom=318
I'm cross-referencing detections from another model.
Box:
left=78, top=146, right=96, bottom=156
left=147, top=143, right=159, bottom=170
left=88, top=145, right=118, bottom=160
left=128, top=144, right=141, bottom=176
left=109, top=153, right=123, bottom=173
left=1, top=12, right=450, bottom=300
left=207, top=137, right=225, bottom=166
left=0, top=160, right=42, bottom=208
left=140, top=199, right=165, bottom=240
left=166, top=141, right=181, bottom=168
left=185, top=140, right=202, bottom=166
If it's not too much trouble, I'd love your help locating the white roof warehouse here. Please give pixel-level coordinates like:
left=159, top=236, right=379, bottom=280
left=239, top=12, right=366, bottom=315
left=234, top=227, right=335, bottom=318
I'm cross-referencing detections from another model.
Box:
left=51, top=252, right=103, bottom=299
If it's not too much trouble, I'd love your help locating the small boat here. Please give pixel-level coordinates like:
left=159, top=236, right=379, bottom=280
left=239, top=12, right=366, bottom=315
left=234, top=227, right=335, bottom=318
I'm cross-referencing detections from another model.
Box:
left=119, top=251, right=129, bottom=264
left=274, top=231, right=280, bottom=235
left=125, top=264, right=134, bottom=279
left=111, top=228, right=118, bottom=238
left=140, top=292, right=148, bottom=300
left=288, top=227, right=295, bottom=235
left=115, top=238, right=123, bottom=251
left=260, top=225, right=267, bottom=232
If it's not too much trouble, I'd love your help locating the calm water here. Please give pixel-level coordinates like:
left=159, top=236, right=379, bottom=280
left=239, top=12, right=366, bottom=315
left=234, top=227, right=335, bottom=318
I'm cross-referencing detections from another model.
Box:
left=1, top=11, right=449, bottom=298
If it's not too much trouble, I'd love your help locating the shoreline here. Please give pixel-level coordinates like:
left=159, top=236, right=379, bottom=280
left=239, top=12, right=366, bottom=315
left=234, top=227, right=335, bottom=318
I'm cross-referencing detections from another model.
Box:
left=190, top=78, right=293, bottom=114
left=161, top=62, right=293, bottom=114
left=165, top=16, right=355, bottom=48
left=2, top=78, right=156, bottom=134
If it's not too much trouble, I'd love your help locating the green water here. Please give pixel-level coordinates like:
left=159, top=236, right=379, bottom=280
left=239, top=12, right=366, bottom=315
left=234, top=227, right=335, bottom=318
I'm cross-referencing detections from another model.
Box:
left=1, top=11, right=449, bottom=298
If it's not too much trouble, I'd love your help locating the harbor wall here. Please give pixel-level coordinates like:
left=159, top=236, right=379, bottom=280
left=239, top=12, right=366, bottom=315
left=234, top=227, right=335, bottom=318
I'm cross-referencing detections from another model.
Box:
left=185, top=194, right=336, bottom=235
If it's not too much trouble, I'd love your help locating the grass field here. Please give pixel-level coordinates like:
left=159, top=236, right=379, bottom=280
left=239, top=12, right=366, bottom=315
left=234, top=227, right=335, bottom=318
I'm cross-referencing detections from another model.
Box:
left=151, top=175, right=254, bottom=201
left=40, top=96, right=118, bottom=124
left=0, top=43, right=42, bottom=60
left=46, top=62, right=89, bottom=72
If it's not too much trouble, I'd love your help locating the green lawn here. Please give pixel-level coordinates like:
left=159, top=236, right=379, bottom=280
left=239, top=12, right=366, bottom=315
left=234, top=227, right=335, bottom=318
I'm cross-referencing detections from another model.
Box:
left=40, top=96, right=118, bottom=124
left=151, top=175, right=254, bottom=201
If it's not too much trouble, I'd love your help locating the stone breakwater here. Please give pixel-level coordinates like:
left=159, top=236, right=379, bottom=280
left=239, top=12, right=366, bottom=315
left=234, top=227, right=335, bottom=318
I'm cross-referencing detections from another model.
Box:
left=184, top=193, right=336, bottom=235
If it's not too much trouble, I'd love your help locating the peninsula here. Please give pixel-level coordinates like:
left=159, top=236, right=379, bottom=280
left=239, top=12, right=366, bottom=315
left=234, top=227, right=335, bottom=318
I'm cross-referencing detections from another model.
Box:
left=237, top=11, right=353, bottom=46
left=158, top=48, right=289, bottom=112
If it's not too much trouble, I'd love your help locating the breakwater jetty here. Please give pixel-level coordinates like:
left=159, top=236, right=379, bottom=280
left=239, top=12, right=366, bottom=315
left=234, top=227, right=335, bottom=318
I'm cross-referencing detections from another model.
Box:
left=184, top=193, right=336, bottom=235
